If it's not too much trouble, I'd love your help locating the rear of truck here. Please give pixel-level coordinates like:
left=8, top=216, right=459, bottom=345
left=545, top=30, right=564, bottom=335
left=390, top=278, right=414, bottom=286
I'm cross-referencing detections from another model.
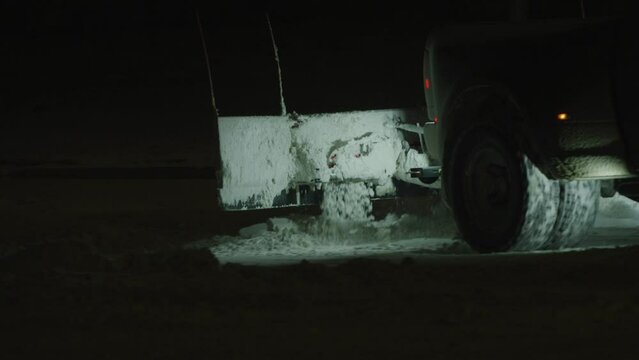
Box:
left=420, top=0, right=638, bottom=251
left=424, top=20, right=635, bottom=179
left=212, top=0, right=637, bottom=253
left=423, top=0, right=637, bottom=184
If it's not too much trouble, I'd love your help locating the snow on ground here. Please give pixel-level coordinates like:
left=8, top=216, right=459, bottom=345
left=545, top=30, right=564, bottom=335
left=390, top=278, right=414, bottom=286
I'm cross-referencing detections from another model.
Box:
left=195, top=182, right=458, bottom=265
left=200, top=213, right=460, bottom=266
left=191, top=182, right=459, bottom=265
left=595, top=193, right=639, bottom=228
left=581, top=194, right=639, bottom=249
left=191, top=191, right=639, bottom=265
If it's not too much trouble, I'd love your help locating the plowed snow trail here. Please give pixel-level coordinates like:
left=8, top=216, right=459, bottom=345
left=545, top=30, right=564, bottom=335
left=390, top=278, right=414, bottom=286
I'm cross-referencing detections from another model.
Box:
left=202, top=182, right=457, bottom=264
left=197, top=193, right=639, bottom=266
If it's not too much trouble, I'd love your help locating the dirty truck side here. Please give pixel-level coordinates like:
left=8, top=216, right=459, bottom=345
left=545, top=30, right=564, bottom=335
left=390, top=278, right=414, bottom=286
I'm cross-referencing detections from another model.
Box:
left=422, top=7, right=638, bottom=251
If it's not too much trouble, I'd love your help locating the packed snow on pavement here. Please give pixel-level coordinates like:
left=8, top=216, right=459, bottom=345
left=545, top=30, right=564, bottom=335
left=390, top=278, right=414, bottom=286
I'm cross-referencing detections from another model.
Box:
left=189, top=189, right=639, bottom=265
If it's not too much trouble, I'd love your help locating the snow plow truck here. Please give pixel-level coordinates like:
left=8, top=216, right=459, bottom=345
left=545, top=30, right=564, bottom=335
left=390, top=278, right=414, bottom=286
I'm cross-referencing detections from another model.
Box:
left=214, top=0, right=638, bottom=252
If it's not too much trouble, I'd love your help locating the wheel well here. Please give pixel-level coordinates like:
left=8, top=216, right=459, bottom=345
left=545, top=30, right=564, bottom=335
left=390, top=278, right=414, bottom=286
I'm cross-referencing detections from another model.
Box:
left=439, top=84, right=545, bottom=207
left=442, top=84, right=543, bottom=175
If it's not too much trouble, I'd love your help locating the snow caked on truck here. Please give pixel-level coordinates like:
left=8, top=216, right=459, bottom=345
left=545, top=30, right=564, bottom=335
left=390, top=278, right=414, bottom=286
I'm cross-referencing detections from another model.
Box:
left=214, top=0, right=638, bottom=252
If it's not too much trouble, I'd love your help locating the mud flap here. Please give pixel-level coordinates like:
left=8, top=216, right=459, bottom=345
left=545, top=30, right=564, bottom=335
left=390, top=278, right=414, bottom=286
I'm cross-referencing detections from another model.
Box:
left=217, top=109, right=426, bottom=210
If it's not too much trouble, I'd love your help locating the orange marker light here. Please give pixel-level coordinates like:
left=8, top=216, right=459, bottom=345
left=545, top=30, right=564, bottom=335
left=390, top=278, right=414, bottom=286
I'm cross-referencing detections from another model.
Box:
left=557, top=112, right=569, bottom=121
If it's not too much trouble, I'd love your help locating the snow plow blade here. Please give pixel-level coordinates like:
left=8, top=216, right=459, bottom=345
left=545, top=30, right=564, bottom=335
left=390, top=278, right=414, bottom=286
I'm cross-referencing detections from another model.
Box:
left=217, top=109, right=428, bottom=210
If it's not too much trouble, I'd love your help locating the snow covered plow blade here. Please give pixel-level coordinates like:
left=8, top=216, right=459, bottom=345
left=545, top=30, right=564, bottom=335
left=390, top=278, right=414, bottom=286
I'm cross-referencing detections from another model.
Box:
left=217, top=109, right=433, bottom=210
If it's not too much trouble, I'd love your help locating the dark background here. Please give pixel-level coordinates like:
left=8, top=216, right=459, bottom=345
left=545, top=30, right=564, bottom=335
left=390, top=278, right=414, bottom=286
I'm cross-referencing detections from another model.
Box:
left=1, top=0, right=525, bottom=170
left=4, top=0, right=618, bottom=172
left=4, top=4, right=639, bottom=358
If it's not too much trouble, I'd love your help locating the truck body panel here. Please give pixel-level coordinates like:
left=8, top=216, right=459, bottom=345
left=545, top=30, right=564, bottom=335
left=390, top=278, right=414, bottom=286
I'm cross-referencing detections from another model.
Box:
left=424, top=17, right=636, bottom=180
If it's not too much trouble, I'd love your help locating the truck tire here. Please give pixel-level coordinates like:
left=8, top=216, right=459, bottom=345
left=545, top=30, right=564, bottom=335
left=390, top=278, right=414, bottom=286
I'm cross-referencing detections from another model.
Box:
left=445, top=127, right=560, bottom=252
left=548, top=180, right=600, bottom=249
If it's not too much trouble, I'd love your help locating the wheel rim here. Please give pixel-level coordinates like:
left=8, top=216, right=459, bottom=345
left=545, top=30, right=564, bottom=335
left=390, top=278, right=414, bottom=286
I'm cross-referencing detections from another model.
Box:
left=460, top=140, right=522, bottom=240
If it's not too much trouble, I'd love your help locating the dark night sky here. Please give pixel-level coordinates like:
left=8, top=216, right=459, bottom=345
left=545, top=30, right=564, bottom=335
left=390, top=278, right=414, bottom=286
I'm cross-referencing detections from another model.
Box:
left=2, top=1, right=453, bottom=119
left=1, top=0, right=587, bottom=168
left=0, top=1, right=445, bottom=168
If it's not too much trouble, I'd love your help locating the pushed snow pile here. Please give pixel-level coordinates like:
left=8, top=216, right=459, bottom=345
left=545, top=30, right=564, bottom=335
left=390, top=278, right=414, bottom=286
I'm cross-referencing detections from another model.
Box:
left=202, top=182, right=459, bottom=265
left=595, top=194, right=639, bottom=228
left=217, top=109, right=411, bottom=209
left=207, top=213, right=458, bottom=265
